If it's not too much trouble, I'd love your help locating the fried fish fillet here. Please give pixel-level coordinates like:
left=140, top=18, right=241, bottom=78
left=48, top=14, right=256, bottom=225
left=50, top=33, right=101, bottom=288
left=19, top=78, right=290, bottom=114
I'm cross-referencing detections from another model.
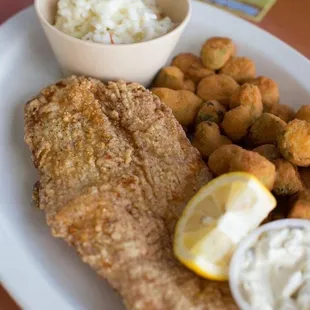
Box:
left=24, top=76, right=236, bottom=310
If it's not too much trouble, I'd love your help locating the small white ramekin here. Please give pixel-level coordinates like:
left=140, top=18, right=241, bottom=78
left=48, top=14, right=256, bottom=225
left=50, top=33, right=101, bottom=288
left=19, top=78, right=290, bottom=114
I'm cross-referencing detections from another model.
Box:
left=229, top=219, right=310, bottom=310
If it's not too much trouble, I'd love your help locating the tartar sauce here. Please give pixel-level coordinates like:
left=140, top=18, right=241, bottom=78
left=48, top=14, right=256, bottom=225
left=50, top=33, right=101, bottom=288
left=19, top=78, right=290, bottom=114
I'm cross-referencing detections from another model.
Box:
left=239, top=227, right=310, bottom=310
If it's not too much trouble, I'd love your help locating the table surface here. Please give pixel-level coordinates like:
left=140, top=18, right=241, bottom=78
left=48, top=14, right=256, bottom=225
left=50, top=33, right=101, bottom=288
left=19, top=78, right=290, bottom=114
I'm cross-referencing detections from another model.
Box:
left=1, top=0, right=309, bottom=309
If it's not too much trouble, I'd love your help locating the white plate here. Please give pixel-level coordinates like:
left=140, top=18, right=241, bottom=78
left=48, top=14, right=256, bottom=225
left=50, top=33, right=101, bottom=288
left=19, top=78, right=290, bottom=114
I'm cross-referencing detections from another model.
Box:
left=0, top=2, right=309, bottom=310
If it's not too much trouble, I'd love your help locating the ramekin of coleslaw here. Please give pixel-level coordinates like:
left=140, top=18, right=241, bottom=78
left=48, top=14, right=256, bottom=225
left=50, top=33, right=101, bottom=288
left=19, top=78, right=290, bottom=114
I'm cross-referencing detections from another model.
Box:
left=34, top=0, right=191, bottom=86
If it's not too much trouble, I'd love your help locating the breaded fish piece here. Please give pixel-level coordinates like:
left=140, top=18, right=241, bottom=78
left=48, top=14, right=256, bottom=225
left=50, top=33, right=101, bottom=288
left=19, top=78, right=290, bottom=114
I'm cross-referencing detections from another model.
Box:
left=25, top=76, right=237, bottom=310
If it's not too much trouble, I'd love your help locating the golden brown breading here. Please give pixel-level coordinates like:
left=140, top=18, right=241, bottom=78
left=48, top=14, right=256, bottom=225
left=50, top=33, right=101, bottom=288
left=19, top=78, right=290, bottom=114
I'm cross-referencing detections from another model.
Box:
left=252, top=144, right=281, bottom=161
left=267, top=104, right=294, bottom=122
left=289, top=189, right=310, bottom=220
left=184, top=79, right=196, bottom=93
left=172, top=53, right=201, bottom=74
left=153, top=66, right=186, bottom=90
left=277, top=119, right=310, bottom=167
left=247, top=76, right=279, bottom=110
left=208, top=145, right=275, bottom=190
left=196, top=74, right=239, bottom=106
left=229, top=84, right=263, bottom=119
left=25, top=76, right=237, bottom=310
left=220, top=57, right=256, bottom=84
left=248, top=113, right=286, bottom=146
left=187, top=62, right=215, bottom=84
left=171, top=53, right=215, bottom=84
left=295, top=105, right=310, bottom=122
left=228, top=150, right=276, bottom=190
left=208, top=145, right=243, bottom=176
left=221, top=105, right=253, bottom=141
left=192, top=122, right=232, bottom=158
left=195, top=100, right=226, bottom=127
left=273, top=159, right=304, bottom=196
left=152, top=88, right=202, bottom=126
left=201, top=37, right=236, bottom=70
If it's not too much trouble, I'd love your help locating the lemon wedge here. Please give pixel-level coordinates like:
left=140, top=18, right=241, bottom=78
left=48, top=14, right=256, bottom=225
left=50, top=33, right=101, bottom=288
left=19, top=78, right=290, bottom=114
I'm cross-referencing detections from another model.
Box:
left=174, top=172, right=276, bottom=281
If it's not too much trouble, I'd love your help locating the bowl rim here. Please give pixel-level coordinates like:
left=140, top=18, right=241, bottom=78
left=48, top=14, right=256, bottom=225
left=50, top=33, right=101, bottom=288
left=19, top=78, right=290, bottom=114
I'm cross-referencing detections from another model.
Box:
left=34, top=0, right=192, bottom=48
left=229, top=218, right=310, bottom=310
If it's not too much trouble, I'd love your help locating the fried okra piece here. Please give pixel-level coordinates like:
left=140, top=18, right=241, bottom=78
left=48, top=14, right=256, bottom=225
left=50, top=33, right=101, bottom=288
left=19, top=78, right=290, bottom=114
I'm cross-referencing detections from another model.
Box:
left=208, top=145, right=276, bottom=190
left=248, top=113, right=286, bottom=146
left=295, top=105, right=310, bottom=122
left=171, top=53, right=201, bottom=74
left=152, top=88, right=202, bottom=126
left=230, top=84, right=263, bottom=119
left=196, top=74, right=239, bottom=106
left=277, top=119, right=310, bottom=167
left=195, top=100, right=226, bottom=127
left=273, top=159, right=304, bottom=196
left=268, top=104, right=294, bottom=122
left=220, top=57, right=256, bottom=84
left=184, top=79, right=196, bottom=93
left=187, top=62, right=215, bottom=84
left=288, top=189, right=310, bottom=220
left=192, top=122, right=232, bottom=158
left=229, top=150, right=276, bottom=190
left=208, top=144, right=243, bottom=176
left=253, top=144, right=281, bottom=161
left=153, top=66, right=190, bottom=91
left=221, top=106, right=253, bottom=141
left=247, top=76, right=279, bottom=110
left=201, top=37, right=236, bottom=70
left=171, top=53, right=215, bottom=84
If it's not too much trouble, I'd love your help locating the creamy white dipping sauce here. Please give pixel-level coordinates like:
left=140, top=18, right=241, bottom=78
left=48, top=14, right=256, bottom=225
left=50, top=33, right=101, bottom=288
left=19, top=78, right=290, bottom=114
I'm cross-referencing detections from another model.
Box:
left=239, top=227, right=310, bottom=310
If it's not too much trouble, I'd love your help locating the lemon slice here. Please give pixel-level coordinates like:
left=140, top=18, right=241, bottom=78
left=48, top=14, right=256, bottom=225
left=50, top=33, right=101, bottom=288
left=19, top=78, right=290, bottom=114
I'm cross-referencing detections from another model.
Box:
left=174, top=172, right=276, bottom=281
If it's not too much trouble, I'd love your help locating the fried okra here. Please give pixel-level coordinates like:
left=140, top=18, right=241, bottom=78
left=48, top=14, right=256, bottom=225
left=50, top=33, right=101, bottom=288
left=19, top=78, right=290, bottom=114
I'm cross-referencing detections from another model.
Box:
left=151, top=88, right=202, bottom=126
left=268, top=104, right=294, bottom=123
left=247, top=76, right=279, bottom=110
left=253, top=144, right=281, bottom=161
left=187, top=62, right=215, bottom=84
left=295, top=105, right=310, bottom=122
left=153, top=66, right=186, bottom=90
left=288, top=189, right=310, bottom=220
left=277, top=119, right=310, bottom=167
left=220, top=57, right=256, bottom=84
left=196, top=74, right=239, bottom=106
left=192, top=122, right=232, bottom=158
left=273, top=159, right=304, bottom=196
left=171, top=53, right=215, bottom=84
left=248, top=113, right=286, bottom=146
left=208, top=145, right=276, bottom=190
left=208, top=144, right=243, bottom=176
left=230, top=84, right=263, bottom=119
left=172, top=53, right=201, bottom=74
left=195, top=100, right=226, bottom=126
left=221, top=106, right=253, bottom=141
left=229, top=150, right=276, bottom=190
left=201, top=37, right=236, bottom=70
left=184, top=79, right=196, bottom=93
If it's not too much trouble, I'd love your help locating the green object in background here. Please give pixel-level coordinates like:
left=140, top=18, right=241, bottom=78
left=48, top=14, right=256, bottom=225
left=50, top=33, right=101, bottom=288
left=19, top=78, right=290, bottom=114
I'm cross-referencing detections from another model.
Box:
left=200, top=0, right=277, bottom=22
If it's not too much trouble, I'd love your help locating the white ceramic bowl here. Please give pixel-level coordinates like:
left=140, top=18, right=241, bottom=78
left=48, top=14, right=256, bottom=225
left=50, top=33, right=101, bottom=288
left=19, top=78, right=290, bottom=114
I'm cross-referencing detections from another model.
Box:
left=229, top=219, right=310, bottom=310
left=34, top=0, right=191, bottom=87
